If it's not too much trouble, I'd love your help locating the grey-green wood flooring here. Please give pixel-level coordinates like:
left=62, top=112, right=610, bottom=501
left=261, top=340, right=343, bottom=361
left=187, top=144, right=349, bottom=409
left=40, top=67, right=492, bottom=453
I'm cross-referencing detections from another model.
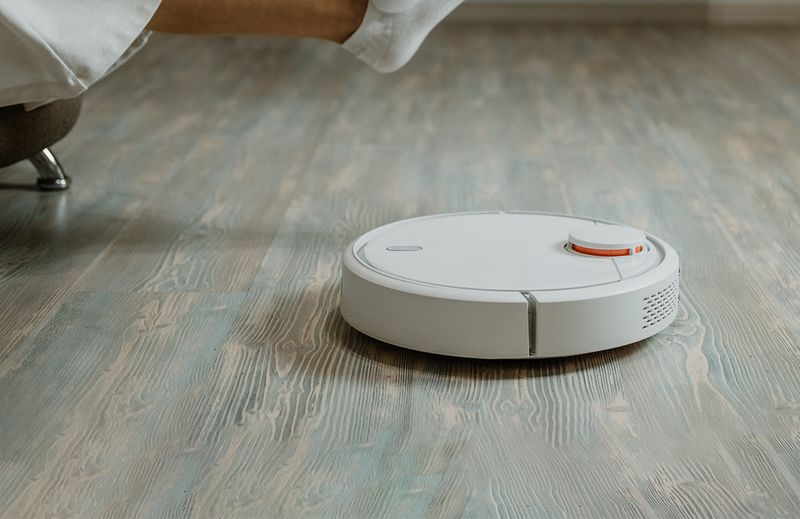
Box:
left=1, top=25, right=800, bottom=518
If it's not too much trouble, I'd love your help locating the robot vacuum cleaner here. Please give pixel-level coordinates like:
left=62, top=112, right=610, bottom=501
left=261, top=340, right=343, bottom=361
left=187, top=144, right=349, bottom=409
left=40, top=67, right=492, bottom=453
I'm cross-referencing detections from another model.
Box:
left=340, top=211, right=680, bottom=359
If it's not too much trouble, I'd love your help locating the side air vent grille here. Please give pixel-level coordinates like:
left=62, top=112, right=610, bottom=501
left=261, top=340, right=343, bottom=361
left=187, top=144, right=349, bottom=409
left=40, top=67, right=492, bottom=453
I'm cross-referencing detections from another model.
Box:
left=642, top=279, right=679, bottom=329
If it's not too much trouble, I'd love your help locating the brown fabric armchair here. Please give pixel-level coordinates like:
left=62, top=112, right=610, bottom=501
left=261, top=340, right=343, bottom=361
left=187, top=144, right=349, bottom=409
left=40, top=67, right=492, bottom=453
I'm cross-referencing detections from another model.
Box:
left=0, top=96, right=82, bottom=190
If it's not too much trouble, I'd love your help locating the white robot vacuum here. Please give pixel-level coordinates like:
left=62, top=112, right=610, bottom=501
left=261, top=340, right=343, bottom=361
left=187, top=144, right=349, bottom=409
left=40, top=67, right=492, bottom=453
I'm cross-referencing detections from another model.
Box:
left=340, top=212, right=680, bottom=359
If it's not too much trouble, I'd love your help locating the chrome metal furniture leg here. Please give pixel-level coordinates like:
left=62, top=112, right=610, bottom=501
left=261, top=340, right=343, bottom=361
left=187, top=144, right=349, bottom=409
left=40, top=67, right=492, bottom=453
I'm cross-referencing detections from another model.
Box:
left=30, top=148, right=70, bottom=191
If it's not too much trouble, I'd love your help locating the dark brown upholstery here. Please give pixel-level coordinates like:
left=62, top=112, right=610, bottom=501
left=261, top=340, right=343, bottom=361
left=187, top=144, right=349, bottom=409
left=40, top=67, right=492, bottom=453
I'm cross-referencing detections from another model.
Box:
left=0, top=96, right=82, bottom=168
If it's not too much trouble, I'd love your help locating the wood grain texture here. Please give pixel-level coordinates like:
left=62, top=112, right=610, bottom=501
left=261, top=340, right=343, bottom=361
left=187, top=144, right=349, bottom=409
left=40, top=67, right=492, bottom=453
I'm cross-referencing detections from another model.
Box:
left=1, top=26, right=800, bottom=518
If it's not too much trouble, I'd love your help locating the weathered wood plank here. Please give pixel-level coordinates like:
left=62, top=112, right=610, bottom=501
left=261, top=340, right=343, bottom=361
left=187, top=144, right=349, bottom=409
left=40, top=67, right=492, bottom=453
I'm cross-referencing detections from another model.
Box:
left=0, top=140, right=198, bottom=365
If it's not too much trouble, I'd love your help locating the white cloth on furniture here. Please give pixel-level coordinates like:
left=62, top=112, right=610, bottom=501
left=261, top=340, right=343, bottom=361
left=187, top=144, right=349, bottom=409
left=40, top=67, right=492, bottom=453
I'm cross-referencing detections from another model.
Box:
left=0, top=0, right=162, bottom=107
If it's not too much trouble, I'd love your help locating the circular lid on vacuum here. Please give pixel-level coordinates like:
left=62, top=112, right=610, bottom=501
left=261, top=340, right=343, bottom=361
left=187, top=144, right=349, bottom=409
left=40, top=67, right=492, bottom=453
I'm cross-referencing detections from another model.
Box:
left=356, top=212, right=661, bottom=291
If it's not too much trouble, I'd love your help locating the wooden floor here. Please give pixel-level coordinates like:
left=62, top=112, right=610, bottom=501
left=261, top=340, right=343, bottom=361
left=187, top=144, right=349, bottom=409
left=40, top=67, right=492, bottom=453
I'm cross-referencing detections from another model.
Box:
left=2, top=25, right=800, bottom=518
